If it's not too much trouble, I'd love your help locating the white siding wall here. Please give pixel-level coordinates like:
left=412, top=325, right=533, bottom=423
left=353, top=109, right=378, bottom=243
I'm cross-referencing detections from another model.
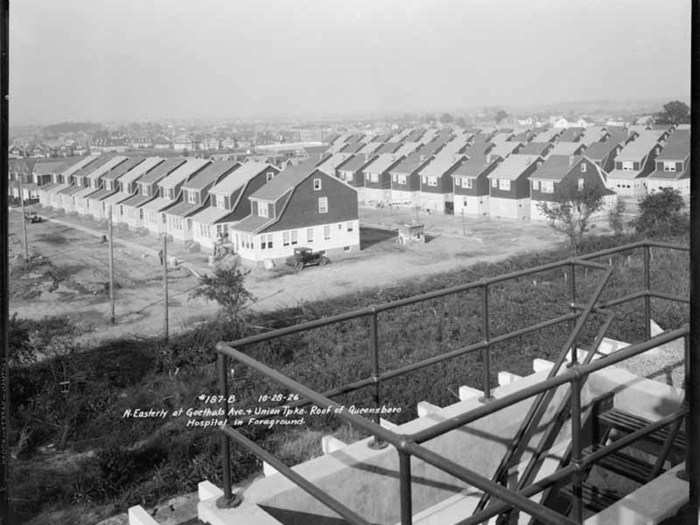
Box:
left=233, top=220, right=360, bottom=264
left=418, top=192, right=450, bottom=214
left=608, top=177, right=647, bottom=199
left=453, top=195, right=489, bottom=216
left=390, top=190, right=419, bottom=207
left=489, top=197, right=530, bottom=220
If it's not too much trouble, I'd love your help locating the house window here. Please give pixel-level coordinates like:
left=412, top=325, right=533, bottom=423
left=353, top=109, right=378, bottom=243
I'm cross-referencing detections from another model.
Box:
left=259, top=201, right=268, bottom=218
left=324, top=225, right=331, bottom=240
left=187, top=191, right=197, bottom=204
left=283, top=231, right=290, bottom=246
left=498, top=179, right=511, bottom=191
left=427, top=176, right=438, bottom=187
left=260, top=237, right=266, bottom=250
left=465, top=177, right=473, bottom=189
left=542, top=181, right=554, bottom=194
left=313, top=178, right=322, bottom=191
left=578, top=178, right=584, bottom=191
left=369, top=173, right=379, bottom=183
left=267, top=234, right=273, bottom=249
left=491, top=178, right=498, bottom=188
left=398, top=175, right=407, bottom=185
left=663, top=162, right=676, bottom=172
left=307, top=228, right=314, bottom=242
left=580, top=163, right=587, bottom=173
left=318, top=197, right=328, bottom=214
left=266, top=171, right=275, bottom=182
left=533, top=180, right=540, bottom=191
left=347, top=221, right=353, bottom=232
left=291, top=230, right=298, bottom=245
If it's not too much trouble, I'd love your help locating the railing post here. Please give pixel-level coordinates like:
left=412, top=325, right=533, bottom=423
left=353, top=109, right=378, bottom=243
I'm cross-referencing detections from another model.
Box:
left=479, top=284, right=492, bottom=401
left=643, top=244, right=651, bottom=340
left=399, top=450, right=413, bottom=525
left=216, top=352, right=240, bottom=508
left=569, top=262, right=578, bottom=366
left=570, top=369, right=584, bottom=524
left=369, top=307, right=387, bottom=448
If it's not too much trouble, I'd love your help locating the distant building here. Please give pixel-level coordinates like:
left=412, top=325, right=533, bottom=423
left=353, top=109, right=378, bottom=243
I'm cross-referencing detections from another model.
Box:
left=646, top=129, right=690, bottom=198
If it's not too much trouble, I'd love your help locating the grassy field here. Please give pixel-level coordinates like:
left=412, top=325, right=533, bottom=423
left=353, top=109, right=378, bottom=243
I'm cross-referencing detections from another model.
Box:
left=8, top=232, right=689, bottom=525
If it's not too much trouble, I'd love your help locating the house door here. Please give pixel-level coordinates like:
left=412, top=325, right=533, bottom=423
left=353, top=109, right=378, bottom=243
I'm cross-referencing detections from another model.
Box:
left=444, top=201, right=454, bottom=215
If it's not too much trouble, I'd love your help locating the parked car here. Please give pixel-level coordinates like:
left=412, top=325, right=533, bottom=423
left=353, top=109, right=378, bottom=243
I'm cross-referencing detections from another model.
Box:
left=285, top=247, right=330, bottom=271
left=24, top=212, right=43, bottom=224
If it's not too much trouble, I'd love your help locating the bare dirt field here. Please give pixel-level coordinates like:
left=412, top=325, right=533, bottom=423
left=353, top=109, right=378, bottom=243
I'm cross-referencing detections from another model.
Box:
left=10, top=205, right=568, bottom=345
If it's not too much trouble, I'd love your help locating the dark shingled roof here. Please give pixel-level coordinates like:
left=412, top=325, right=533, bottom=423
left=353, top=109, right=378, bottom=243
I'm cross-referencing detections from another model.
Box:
left=101, top=157, right=146, bottom=181
left=584, top=141, right=620, bottom=162
left=452, top=149, right=498, bottom=178
left=530, top=155, right=578, bottom=181
left=182, top=160, right=239, bottom=191
left=375, top=142, right=401, bottom=154
left=557, top=128, right=585, bottom=142
left=657, top=130, right=690, bottom=160
left=337, top=154, right=373, bottom=173
left=250, top=158, right=318, bottom=200
left=137, top=157, right=187, bottom=184
left=517, top=142, right=551, bottom=156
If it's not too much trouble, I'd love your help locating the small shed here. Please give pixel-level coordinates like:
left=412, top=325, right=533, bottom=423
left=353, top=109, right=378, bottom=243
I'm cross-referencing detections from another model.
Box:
left=397, top=223, right=426, bottom=244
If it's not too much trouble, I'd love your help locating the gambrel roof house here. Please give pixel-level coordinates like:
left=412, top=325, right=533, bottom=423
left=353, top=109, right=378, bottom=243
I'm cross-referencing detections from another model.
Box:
left=509, top=130, right=536, bottom=143
left=87, top=157, right=145, bottom=202
left=191, top=161, right=280, bottom=227
left=452, top=147, right=502, bottom=196
left=119, top=157, right=187, bottom=209
left=487, top=154, right=542, bottom=182
left=163, top=160, right=240, bottom=220
left=140, top=158, right=211, bottom=215
left=363, top=153, right=404, bottom=187
left=418, top=150, right=465, bottom=194
left=333, top=154, right=372, bottom=187
left=355, top=142, right=383, bottom=157
left=316, top=153, right=354, bottom=177
left=100, top=157, right=166, bottom=211
left=647, top=129, right=690, bottom=182
left=584, top=141, right=623, bottom=173
left=606, top=131, right=663, bottom=196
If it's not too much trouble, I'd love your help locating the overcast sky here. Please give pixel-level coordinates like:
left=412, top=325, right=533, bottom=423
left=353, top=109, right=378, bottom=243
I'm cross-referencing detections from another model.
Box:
left=10, top=0, right=691, bottom=125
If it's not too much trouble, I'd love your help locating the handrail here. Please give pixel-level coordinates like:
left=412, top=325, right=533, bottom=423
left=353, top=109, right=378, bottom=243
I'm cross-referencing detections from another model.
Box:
left=213, top=241, right=690, bottom=524
left=473, top=268, right=613, bottom=514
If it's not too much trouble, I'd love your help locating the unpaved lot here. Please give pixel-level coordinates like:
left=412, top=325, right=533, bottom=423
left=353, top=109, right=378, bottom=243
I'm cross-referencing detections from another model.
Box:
left=10, top=205, right=568, bottom=345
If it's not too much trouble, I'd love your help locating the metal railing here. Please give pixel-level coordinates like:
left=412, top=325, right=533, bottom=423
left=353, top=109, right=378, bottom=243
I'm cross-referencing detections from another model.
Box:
left=213, top=240, right=690, bottom=524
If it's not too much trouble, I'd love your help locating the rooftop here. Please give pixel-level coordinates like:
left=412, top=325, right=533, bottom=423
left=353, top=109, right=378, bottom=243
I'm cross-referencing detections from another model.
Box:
left=158, top=158, right=211, bottom=189
left=250, top=158, right=319, bottom=200
left=182, top=160, right=239, bottom=191
left=487, top=154, right=541, bottom=181
left=210, top=161, right=276, bottom=195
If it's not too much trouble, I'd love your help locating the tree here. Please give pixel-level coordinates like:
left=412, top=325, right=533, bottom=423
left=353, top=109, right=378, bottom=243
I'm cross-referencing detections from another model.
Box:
left=633, top=187, right=689, bottom=238
left=655, top=100, right=690, bottom=125
left=607, top=199, right=627, bottom=236
left=455, top=116, right=467, bottom=128
left=439, top=113, right=454, bottom=124
left=537, top=181, right=606, bottom=253
left=495, top=110, right=509, bottom=124
left=191, top=260, right=253, bottom=324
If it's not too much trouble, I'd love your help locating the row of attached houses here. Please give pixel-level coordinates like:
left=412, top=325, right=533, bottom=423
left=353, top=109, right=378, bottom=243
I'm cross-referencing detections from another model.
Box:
left=37, top=152, right=360, bottom=264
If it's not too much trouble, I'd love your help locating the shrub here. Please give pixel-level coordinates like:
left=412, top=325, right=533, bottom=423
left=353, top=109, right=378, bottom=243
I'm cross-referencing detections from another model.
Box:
left=634, top=188, right=689, bottom=238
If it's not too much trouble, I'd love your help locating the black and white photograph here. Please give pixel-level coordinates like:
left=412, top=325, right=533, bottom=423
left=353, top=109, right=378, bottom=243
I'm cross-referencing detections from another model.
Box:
left=1, top=1, right=697, bottom=524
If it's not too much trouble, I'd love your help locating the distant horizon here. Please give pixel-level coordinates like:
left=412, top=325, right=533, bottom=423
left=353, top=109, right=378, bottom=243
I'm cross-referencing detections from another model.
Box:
left=9, top=94, right=690, bottom=131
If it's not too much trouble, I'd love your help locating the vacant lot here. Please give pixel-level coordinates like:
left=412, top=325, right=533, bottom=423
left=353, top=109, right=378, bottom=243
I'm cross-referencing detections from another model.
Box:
left=10, top=205, right=567, bottom=344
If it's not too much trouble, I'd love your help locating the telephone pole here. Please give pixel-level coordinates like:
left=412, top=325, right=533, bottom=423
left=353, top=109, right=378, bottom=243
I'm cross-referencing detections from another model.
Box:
left=16, top=174, right=28, bottom=264
left=162, top=234, right=169, bottom=342
left=108, top=205, right=115, bottom=324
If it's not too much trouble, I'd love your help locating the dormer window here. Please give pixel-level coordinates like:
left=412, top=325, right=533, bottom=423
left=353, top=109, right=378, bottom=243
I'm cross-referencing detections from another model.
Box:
left=266, top=171, right=275, bottom=182
left=187, top=191, right=197, bottom=204
left=313, top=178, right=322, bottom=191
left=259, top=201, right=269, bottom=218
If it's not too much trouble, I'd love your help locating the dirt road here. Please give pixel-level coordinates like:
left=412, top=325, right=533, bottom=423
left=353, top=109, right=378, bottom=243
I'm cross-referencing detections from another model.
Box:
left=10, top=205, right=567, bottom=345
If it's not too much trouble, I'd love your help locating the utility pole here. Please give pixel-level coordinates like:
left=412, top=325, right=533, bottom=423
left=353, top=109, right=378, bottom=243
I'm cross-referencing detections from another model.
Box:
left=108, top=205, right=115, bottom=324
left=16, top=173, right=28, bottom=264
left=162, top=234, right=169, bottom=342
left=461, top=209, right=466, bottom=237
